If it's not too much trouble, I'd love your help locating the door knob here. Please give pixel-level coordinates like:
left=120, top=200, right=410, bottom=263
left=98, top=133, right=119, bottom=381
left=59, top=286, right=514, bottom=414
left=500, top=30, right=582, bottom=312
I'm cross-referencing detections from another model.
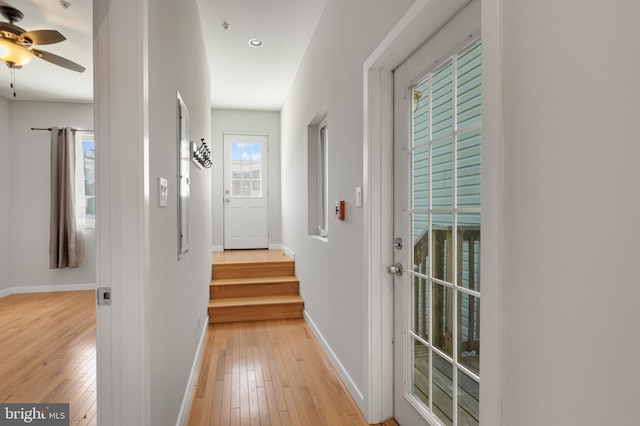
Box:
left=224, top=198, right=230, bottom=203
left=386, top=263, right=403, bottom=277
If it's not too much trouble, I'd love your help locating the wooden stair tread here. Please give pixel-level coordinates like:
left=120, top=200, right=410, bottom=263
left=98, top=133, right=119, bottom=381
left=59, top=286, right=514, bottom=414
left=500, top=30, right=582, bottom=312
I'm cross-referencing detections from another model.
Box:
left=212, top=250, right=293, bottom=265
left=212, top=261, right=294, bottom=280
left=209, top=250, right=303, bottom=323
left=211, top=276, right=299, bottom=286
left=209, top=295, right=303, bottom=308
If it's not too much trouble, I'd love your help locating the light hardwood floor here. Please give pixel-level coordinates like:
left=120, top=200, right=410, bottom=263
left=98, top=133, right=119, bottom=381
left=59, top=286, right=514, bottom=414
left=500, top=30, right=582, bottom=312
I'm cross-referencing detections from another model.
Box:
left=186, top=319, right=398, bottom=426
left=0, top=291, right=96, bottom=425
left=0, top=291, right=398, bottom=425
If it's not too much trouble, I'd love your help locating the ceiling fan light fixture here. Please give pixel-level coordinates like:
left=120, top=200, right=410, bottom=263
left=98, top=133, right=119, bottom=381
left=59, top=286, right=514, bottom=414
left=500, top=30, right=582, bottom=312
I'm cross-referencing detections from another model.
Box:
left=0, top=39, right=33, bottom=67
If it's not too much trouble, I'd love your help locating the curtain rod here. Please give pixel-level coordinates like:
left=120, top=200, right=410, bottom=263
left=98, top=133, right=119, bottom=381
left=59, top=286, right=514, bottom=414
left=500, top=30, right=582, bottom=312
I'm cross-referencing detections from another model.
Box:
left=30, top=127, right=94, bottom=131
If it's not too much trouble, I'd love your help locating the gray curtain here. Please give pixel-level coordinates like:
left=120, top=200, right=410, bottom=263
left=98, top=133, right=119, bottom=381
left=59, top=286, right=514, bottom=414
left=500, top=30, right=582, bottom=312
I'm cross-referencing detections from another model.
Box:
left=50, top=127, right=78, bottom=269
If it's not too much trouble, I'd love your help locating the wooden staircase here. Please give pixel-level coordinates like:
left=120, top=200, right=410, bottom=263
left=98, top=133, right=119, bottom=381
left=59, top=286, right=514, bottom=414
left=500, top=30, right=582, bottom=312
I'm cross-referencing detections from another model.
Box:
left=208, top=250, right=304, bottom=323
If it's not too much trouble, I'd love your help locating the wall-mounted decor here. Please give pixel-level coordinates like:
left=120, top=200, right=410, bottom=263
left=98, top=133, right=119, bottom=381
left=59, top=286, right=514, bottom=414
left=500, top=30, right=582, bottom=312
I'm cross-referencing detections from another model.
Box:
left=191, top=138, right=212, bottom=169
left=177, top=92, right=190, bottom=259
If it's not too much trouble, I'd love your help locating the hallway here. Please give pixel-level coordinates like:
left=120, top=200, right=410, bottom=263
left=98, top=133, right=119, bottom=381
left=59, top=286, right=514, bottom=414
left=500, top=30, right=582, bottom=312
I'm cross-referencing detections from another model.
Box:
left=186, top=319, right=398, bottom=426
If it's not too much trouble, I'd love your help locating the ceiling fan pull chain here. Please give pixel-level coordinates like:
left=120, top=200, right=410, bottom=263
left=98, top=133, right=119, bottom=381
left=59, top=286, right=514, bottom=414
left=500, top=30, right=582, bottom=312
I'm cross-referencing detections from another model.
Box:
left=10, top=69, right=16, bottom=97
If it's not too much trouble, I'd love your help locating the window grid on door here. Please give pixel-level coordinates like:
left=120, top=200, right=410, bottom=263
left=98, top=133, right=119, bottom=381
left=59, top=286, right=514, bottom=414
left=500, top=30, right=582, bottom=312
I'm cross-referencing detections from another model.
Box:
left=230, top=142, right=263, bottom=198
left=408, top=38, right=481, bottom=426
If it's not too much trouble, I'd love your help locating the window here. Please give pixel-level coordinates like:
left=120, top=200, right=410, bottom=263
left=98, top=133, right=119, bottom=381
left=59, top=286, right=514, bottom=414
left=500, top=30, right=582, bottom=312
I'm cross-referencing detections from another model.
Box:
left=230, top=142, right=263, bottom=197
left=317, top=121, right=328, bottom=237
left=75, top=131, right=95, bottom=228
left=410, top=39, right=482, bottom=426
left=307, top=116, right=329, bottom=239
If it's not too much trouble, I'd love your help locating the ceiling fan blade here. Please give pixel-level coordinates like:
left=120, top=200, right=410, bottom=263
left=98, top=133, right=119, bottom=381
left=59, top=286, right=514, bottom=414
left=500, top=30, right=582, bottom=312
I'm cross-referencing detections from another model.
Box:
left=21, top=30, right=66, bottom=45
left=32, top=48, right=85, bottom=73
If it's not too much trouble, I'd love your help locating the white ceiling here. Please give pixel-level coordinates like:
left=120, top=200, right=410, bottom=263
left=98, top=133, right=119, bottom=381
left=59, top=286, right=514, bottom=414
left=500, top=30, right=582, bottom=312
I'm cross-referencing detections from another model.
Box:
left=0, top=0, right=92, bottom=102
left=0, top=0, right=328, bottom=111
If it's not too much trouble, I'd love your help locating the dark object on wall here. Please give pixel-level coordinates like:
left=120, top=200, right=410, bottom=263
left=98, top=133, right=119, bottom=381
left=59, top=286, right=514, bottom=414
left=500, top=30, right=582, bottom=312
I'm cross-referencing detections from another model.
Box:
left=191, top=138, right=212, bottom=169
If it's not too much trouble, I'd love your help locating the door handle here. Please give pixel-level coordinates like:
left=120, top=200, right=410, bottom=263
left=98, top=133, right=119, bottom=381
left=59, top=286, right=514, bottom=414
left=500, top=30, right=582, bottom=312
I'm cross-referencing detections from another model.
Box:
left=224, top=198, right=230, bottom=203
left=386, top=263, right=403, bottom=277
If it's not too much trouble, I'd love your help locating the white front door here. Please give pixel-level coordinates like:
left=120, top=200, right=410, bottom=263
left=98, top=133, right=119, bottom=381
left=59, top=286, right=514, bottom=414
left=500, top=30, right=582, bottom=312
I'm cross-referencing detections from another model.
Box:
left=223, top=133, right=269, bottom=249
left=392, top=1, right=481, bottom=424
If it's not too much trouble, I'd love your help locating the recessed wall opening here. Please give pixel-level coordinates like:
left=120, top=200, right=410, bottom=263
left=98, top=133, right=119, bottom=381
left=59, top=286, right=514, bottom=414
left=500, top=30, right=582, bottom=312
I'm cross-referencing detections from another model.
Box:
left=307, top=112, right=328, bottom=239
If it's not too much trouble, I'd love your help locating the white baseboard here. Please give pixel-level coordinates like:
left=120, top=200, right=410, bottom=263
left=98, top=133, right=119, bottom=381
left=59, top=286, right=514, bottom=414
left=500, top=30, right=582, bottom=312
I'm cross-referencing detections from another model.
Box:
left=176, top=316, right=209, bottom=426
left=277, top=245, right=295, bottom=260
left=0, top=283, right=95, bottom=298
left=303, top=310, right=365, bottom=410
left=212, top=245, right=224, bottom=252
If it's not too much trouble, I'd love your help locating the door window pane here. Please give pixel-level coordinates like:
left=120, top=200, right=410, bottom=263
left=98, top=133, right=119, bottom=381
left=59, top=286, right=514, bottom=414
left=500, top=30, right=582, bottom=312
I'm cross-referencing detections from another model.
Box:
left=458, top=369, right=479, bottom=426
left=432, top=214, right=453, bottom=283
left=413, top=77, right=430, bottom=146
left=433, top=283, right=453, bottom=356
left=458, top=214, right=481, bottom=292
left=413, top=339, right=430, bottom=408
left=457, top=128, right=482, bottom=209
left=458, top=292, right=480, bottom=374
left=432, top=351, right=454, bottom=426
left=413, top=213, right=429, bottom=278
left=456, top=41, right=482, bottom=130
left=413, top=276, right=429, bottom=341
left=413, top=145, right=430, bottom=210
left=432, top=137, right=453, bottom=209
left=432, top=62, right=454, bottom=139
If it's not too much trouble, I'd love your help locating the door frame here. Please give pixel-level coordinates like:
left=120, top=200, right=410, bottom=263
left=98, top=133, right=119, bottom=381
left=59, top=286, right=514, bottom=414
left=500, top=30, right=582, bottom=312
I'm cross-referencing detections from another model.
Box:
left=363, top=0, right=503, bottom=423
left=94, top=0, right=150, bottom=424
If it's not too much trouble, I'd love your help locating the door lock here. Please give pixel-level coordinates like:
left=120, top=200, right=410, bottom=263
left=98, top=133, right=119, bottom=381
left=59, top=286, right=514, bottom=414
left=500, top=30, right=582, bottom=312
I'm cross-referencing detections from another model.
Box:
left=386, top=263, right=403, bottom=277
left=393, top=237, right=403, bottom=250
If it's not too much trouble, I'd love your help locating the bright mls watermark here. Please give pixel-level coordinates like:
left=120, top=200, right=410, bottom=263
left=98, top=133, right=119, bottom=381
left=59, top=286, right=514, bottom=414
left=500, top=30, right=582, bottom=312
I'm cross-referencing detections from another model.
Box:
left=0, top=404, right=69, bottom=425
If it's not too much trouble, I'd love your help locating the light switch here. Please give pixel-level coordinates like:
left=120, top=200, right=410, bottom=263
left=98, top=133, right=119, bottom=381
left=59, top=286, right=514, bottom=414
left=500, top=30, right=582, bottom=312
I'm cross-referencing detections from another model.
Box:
left=159, top=177, right=168, bottom=207
left=356, top=186, right=362, bottom=208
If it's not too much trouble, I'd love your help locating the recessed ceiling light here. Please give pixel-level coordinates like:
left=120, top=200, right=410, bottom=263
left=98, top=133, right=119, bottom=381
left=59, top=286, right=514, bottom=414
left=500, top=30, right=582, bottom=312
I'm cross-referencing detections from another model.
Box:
left=248, top=38, right=263, bottom=48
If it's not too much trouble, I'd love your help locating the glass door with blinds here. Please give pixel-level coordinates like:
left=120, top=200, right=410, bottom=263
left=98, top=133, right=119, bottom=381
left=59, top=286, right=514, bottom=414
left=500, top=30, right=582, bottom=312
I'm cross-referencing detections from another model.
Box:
left=392, top=1, right=481, bottom=424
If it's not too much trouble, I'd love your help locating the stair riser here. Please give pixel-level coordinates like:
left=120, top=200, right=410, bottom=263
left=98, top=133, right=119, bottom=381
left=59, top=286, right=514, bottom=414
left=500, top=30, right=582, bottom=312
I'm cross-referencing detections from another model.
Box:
left=212, top=262, right=294, bottom=280
left=211, top=282, right=299, bottom=299
left=208, top=303, right=304, bottom=323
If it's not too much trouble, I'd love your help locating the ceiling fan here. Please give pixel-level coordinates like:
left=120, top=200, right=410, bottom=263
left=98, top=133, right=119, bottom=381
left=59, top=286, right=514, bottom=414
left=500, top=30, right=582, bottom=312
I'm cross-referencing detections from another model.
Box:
left=0, top=3, right=85, bottom=73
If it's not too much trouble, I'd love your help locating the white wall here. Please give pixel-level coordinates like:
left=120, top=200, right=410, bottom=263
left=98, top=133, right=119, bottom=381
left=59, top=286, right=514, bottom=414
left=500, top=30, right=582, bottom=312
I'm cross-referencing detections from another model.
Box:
left=0, top=97, right=10, bottom=293
left=500, top=1, right=640, bottom=424
left=210, top=109, right=281, bottom=250
left=8, top=101, right=95, bottom=291
left=280, top=0, right=414, bottom=415
left=147, top=0, right=211, bottom=424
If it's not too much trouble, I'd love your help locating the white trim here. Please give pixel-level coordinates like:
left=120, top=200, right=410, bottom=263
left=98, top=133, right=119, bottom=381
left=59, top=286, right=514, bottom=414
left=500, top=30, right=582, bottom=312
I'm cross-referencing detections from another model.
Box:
left=211, top=245, right=224, bottom=252
left=479, top=0, right=504, bottom=424
left=275, top=244, right=295, bottom=260
left=94, top=0, right=150, bottom=423
left=362, top=67, right=394, bottom=424
left=176, top=318, right=209, bottom=426
left=0, top=284, right=95, bottom=297
left=303, top=311, right=365, bottom=406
